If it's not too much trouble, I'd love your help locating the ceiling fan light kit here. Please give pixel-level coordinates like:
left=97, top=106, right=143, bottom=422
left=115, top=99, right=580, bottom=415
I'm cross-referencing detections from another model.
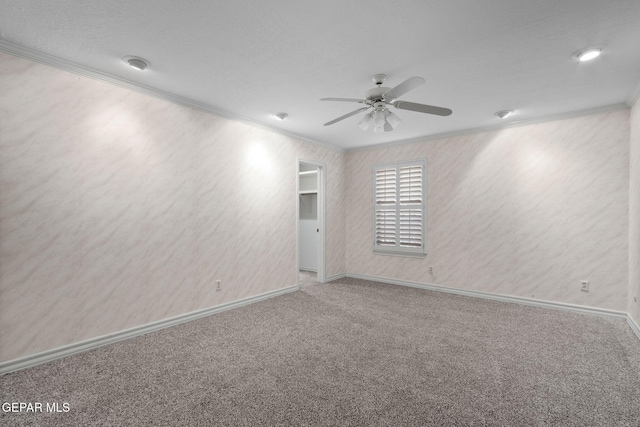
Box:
left=321, top=74, right=452, bottom=133
left=373, top=109, right=386, bottom=126
left=385, top=111, right=402, bottom=129
left=358, top=112, right=373, bottom=130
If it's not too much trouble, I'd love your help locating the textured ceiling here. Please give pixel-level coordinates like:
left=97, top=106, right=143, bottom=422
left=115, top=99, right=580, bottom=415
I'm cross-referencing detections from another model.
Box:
left=1, top=0, right=640, bottom=150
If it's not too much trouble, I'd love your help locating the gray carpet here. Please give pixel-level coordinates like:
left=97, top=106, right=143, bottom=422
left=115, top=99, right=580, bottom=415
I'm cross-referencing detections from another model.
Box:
left=2, top=277, right=640, bottom=426
left=299, top=270, right=318, bottom=287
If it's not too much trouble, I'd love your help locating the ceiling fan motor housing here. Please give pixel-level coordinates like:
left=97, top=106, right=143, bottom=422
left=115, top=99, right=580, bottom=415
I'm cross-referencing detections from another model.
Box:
left=372, top=101, right=387, bottom=110
left=366, top=87, right=390, bottom=104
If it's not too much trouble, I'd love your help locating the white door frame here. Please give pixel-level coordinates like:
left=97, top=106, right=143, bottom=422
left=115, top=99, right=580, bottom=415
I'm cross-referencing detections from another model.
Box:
left=296, top=159, right=326, bottom=287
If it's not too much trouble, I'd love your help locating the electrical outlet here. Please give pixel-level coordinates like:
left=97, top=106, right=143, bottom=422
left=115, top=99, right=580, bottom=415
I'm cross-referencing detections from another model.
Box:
left=428, top=266, right=433, bottom=275
left=580, top=280, right=589, bottom=292
left=216, top=280, right=221, bottom=291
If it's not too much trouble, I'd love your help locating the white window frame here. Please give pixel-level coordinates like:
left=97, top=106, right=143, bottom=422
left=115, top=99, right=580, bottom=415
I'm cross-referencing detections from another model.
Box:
left=373, top=159, right=427, bottom=257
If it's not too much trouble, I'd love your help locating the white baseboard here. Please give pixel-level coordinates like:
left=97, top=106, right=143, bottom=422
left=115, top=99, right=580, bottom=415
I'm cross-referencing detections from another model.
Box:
left=628, top=315, right=640, bottom=340
left=3, top=276, right=637, bottom=376
left=0, top=285, right=298, bottom=376
left=346, top=273, right=628, bottom=320
left=325, top=273, right=347, bottom=282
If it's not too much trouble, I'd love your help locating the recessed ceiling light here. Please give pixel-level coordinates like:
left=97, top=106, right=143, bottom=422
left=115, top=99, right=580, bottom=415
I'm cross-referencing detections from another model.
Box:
left=575, top=48, right=601, bottom=62
left=495, top=110, right=514, bottom=119
left=273, top=112, right=289, bottom=121
left=123, top=56, right=149, bottom=71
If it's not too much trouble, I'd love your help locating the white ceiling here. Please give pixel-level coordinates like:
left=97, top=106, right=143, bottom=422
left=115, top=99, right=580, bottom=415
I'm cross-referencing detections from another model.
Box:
left=1, top=0, right=640, bottom=151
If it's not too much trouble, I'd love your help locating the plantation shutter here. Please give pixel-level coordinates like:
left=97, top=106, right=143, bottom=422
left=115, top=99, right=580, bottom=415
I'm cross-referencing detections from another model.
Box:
left=374, top=161, right=426, bottom=255
left=399, top=165, right=423, bottom=248
left=375, top=168, right=397, bottom=246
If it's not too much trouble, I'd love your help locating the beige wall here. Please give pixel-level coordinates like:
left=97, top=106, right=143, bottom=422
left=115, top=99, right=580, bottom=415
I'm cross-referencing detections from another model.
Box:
left=630, top=99, right=640, bottom=324
left=0, top=52, right=345, bottom=362
left=346, top=111, right=630, bottom=311
left=1, top=49, right=636, bottom=365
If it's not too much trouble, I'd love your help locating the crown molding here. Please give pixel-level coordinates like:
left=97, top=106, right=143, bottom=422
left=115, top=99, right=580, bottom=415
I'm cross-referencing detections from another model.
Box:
left=346, top=103, right=630, bottom=153
left=0, top=39, right=344, bottom=153
left=1, top=38, right=635, bottom=155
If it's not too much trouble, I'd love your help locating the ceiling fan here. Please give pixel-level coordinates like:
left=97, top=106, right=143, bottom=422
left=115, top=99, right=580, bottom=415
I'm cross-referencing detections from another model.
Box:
left=321, top=74, right=452, bottom=133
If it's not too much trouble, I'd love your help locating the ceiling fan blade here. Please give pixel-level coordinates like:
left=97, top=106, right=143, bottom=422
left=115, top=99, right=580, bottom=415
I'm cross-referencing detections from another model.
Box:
left=382, top=76, right=425, bottom=100
left=393, top=101, right=452, bottom=116
left=323, top=107, right=370, bottom=126
left=320, top=98, right=366, bottom=103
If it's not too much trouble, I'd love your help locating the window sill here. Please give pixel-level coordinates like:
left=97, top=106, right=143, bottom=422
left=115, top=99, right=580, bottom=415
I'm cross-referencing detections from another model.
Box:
left=373, top=250, right=427, bottom=259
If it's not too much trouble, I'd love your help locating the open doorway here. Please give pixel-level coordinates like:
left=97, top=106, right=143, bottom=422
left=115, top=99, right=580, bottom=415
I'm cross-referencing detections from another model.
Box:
left=297, top=160, right=325, bottom=287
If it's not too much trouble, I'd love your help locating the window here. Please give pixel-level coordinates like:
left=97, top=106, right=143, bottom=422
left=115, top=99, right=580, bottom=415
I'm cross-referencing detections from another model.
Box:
left=374, top=160, right=426, bottom=256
